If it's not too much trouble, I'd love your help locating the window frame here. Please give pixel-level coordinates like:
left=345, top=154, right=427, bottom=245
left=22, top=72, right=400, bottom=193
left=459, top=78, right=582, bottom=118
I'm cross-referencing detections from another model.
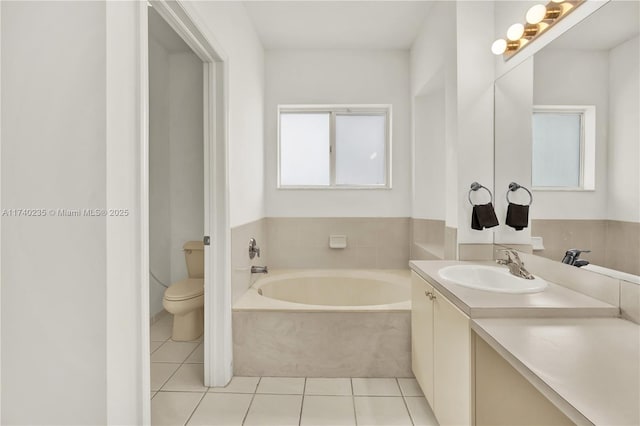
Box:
left=531, top=105, right=596, bottom=192
left=277, top=104, right=392, bottom=189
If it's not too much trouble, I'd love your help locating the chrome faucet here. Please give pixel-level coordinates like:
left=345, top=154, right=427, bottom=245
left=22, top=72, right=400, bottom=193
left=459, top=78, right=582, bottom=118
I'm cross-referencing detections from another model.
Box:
left=251, top=265, right=268, bottom=274
left=496, top=249, right=534, bottom=280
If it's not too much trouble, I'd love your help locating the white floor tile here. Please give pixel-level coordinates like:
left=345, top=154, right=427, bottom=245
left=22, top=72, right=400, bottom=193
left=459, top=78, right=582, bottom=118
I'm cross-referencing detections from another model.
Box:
left=256, top=377, right=305, bottom=394
left=398, top=378, right=424, bottom=397
left=162, top=363, right=207, bottom=392
left=300, top=396, right=356, bottom=426
left=354, top=397, right=412, bottom=426
left=185, top=343, right=204, bottom=363
left=405, top=397, right=439, bottom=426
left=151, top=391, right=204, bottom=426
left=352, top=378, right=401, bottom=396
left=150, top=316, right=173, bottom=342
left=243, top=394, right=302, bottom=426
left=151, top=341, right=199, bottom=363
left=150, top=341, right=164, bottom=354
left=304, top=378, right=352, bottom=396
left=209, top=376, right=260, bottom=394
left=187, top=393, right=253, bottom=426
left=151, top=363, right=181, bottom=391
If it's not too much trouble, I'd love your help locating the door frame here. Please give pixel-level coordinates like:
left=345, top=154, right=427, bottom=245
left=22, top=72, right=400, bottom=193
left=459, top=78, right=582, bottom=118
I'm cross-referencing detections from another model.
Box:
left=145, top=0, right=232, bottom=405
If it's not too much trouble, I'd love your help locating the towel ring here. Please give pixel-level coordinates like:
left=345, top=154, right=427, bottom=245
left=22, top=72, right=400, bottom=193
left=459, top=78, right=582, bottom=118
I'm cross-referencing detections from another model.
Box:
left=468, top=182, right=493, bottom=206
left=506, top=182, right=533, bottom=206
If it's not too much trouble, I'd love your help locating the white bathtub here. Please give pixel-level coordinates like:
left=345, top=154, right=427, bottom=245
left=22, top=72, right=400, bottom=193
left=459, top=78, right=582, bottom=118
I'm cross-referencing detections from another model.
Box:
left=234, top=269, right=411, bottom=311
left=232, top=269, right=412, bottom=377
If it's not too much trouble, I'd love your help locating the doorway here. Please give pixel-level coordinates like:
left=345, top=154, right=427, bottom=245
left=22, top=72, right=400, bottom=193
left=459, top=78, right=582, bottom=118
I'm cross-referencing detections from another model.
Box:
left=143, top=2, right=232, bottom=422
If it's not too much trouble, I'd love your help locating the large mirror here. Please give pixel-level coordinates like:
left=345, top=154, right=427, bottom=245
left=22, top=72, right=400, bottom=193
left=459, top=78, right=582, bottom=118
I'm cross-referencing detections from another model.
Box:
left=494, top=0, right=639, bottom=277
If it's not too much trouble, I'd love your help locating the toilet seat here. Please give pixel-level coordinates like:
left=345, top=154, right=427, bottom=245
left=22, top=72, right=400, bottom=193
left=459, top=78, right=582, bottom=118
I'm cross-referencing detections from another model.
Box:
left=164, top=278, right=204, bottom=301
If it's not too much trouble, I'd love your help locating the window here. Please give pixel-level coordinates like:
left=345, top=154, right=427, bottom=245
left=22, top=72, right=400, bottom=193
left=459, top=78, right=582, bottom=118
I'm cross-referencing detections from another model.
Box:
left=532, top=105, right=595, bottom=190
left=278, top=105, right=391, bottom=188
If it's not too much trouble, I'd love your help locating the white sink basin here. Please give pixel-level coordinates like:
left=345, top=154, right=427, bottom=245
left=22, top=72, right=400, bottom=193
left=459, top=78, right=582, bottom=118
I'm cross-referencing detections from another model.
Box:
left=438, top=265, right=548, bottom=294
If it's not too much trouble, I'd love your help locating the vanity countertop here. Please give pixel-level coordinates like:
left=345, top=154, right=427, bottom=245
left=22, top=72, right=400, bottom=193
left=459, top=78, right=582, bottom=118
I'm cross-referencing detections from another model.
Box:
left=409, top=260, right=619, bottom=318
left=472, top=317, right=640, bottom=426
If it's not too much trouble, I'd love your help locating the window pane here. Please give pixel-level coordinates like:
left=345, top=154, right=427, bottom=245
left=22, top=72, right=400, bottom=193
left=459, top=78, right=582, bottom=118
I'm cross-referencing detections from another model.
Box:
left=280, top=113, right=330, bottom=186
left=532, top=112, right=581, bottom=187
left=335, top=114, right=386, bottom=185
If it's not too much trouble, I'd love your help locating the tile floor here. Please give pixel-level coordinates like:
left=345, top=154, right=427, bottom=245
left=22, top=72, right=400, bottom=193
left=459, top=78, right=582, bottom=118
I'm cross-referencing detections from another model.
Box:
left=151, top=315, right=438, bottom=426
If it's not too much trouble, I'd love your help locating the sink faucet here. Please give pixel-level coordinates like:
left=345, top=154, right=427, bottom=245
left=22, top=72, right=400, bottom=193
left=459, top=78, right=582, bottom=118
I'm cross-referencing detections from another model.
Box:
left=251, top=265, right=268, bottom=274
left=496, top=249, right=534, bottom=280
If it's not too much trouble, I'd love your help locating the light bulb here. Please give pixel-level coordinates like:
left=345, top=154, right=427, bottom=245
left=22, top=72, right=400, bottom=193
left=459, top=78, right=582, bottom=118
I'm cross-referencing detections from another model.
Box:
left=507, top=23, right=525, bottom=41
left=491, top=39, right=507, bottom=55
left=526, top=4, right=547, bottom=24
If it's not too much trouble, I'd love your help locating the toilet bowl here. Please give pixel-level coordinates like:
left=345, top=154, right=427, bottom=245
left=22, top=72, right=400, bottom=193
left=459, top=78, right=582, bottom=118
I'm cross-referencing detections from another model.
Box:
left=162, top=241, right=204, bottom=341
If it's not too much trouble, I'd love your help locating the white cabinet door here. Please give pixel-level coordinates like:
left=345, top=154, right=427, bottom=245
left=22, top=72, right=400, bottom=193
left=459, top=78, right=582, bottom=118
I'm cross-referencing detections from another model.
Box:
left=411, top=272, right=435, bottom=406
left=434, top=288, right=471, bottom=426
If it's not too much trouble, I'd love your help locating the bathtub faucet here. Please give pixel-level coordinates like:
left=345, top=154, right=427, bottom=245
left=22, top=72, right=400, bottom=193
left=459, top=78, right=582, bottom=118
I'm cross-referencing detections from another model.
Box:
left=251, top=265, right=268, bottom=274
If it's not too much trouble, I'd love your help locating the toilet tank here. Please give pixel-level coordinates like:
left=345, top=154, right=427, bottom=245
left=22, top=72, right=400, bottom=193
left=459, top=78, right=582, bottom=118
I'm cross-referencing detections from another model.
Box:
left=183, top=241, right=204, bottom=278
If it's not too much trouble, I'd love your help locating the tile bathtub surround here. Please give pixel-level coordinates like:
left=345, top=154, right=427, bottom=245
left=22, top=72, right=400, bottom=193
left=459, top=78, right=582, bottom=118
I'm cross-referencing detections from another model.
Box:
left=151, top=377, right=437, bottom=426
left=444, top=226, right=457, bottom=260
left=605, top=220, right=640, bottom=276
left=231, top=218, right=269, bottom=303
left=513, top=250, right=620, bottom=306
left=411, top=218, right=445, bottom=260
left=266, top=217, right=410, bottom=269
left=532, top=219, right=640, bottom=276
left=620, top=280, right=640, bottom=324
left=233, top=311, right=411, bottom=377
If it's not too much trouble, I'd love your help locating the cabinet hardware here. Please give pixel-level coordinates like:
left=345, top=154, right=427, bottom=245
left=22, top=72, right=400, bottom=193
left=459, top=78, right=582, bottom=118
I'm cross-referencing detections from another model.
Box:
left=425, top=291, right=436, bottom=300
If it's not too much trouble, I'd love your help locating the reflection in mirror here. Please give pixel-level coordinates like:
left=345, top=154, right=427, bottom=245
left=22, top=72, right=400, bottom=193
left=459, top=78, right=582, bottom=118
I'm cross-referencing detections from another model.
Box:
left=494, top=0, right=639, bottom=277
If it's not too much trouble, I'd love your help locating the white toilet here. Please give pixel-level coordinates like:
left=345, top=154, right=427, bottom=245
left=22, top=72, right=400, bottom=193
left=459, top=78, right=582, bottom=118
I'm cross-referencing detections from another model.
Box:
left=162, top=241, right=204, bottom=341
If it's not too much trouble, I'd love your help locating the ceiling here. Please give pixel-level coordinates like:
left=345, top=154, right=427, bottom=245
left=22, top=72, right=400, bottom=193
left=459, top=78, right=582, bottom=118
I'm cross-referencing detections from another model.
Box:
left=148, top=6, right=193, bottom=53
left=243, top=1, right=434, bottom=49
left=548, top=0, right=639, bottom=50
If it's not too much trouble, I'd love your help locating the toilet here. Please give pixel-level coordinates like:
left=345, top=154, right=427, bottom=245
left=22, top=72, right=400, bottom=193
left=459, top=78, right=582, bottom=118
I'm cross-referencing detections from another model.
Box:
left=162, top=241, right=204, bottom=341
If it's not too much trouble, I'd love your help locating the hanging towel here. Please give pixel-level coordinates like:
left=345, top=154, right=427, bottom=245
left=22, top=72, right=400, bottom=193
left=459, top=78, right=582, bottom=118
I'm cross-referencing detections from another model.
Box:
left=471, top=203, right=499, bottom=230
left=506, top=203, right=529, bottom=230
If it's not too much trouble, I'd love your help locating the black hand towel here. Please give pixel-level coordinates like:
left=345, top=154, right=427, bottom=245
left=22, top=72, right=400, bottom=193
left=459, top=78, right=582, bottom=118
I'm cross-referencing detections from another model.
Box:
left=506, top=203, right=529, bottom=230
left=471, top=203, right=499, bottom=230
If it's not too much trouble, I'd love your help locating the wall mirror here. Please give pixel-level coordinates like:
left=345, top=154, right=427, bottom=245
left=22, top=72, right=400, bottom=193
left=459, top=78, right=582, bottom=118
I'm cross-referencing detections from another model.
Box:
left=494, top=0, right=639, bottom=278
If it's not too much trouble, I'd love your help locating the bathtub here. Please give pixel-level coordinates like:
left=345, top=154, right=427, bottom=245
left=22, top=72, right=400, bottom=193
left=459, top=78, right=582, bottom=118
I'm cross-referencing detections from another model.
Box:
left=233, top=269, right=412, bottom=377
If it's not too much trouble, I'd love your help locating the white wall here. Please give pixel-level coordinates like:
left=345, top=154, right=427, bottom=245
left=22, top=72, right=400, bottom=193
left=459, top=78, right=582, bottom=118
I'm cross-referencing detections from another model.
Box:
left=608, top=35, right=639, bottom=223
left=410, top=1, right=457, bottom=227
left=149, top=40, right=204, bottom=317
left=187, top=2, right=265, bottom=228
left=1, top=2, right=107, bottom=424
left=149, top=37, right=172, bottom=317
left=533, top=49, right=609, bottom=220
left=168, top=52, right=204, bottom=282
left=455, top=1, right=495, bottom=244
left=264, top=49, right=411, bottom=217
left=413, top=88, right=446, bottom=220
left=494, top=58, right=534, bottom=244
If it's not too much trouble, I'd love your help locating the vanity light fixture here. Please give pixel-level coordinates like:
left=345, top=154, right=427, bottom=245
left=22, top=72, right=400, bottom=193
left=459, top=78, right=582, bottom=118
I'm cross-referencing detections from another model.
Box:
left=507, top=23, right=525, bottom=41
left=492, top=0, right=584, bottom=59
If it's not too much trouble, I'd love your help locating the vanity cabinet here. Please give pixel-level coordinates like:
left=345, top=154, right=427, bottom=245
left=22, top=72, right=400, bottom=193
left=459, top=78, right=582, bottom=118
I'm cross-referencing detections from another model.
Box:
left=411, top=272, right=472, bottom=426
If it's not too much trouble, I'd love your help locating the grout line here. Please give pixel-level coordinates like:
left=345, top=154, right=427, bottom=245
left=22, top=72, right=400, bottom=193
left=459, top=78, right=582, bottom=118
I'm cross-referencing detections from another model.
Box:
left=155, top=334, right=203, bottom=392
left=183, top=391, right=208, bottom=426
left=298, top=377, right=307, bottom=426
left=397, top=378, right=416, bottom=426
left=241, top=378, right=261, bottom=426
left=351, top=378, right=358, bottom=426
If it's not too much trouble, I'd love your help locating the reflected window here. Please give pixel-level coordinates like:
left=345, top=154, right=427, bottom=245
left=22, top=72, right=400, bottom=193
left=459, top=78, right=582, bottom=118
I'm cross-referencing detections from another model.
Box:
left=532, top=105, right=595, bottom=190
left=278, top=106, right=391, bottom=188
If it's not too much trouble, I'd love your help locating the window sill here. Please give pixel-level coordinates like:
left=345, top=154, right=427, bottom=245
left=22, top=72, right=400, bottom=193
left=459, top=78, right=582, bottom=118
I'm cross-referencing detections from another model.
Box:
left=532, top=187, right=595, bottom=192
left=277, top=185, right=391, bottom=190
